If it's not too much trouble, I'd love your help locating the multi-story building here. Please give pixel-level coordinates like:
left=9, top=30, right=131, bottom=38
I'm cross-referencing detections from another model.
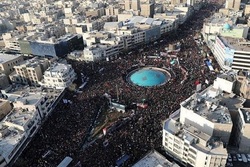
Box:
left=225, top=0, right=241, bottom=11
left=0, top=73, right=10, bottom=90
left=18, top=34, right=83, bottom=57
left=9, top=57, right=51, bottom=86
left=171, top=0, right=186, bottom=5
left=202, top=13, right=237, bottom=41
left=0, top=86, right=64, bottom=167
left=162, top=73, right=247, bottom=167
left=245, top=4, right=250, bottom=15
left=234, top=70, right=250, bottom=99
left=140, top=3, right=154, bottom=18
left=105, top=6, right=122, bottom=16
left=124, top=0, right=131, bottom=10
left=83, top=43, right=120, bottom=61
left=41, top=63, right=77, bottom=89
left=237, top=108, right=250, bottom=153
left=131, top=0, right=140, bottom=11
left=0, top=53, right=24, bottom=76
left=163, top=117, right=228, bottom=167
left=0, top=99, right=12, bottom=120
left=2, top=32, right=22, bottom=52
left=132, top=150, right=180, bottom=167
left=213, top=35, right=250, bottom=71
left=166, top=6, right=194, bottom=25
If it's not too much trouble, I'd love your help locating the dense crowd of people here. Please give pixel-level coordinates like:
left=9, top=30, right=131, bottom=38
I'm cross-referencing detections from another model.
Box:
left=14, top=2, right=223, bottom=167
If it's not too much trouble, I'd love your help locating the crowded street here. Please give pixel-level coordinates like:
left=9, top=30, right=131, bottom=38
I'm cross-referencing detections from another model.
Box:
left=14, top=1, right=224, bottom=167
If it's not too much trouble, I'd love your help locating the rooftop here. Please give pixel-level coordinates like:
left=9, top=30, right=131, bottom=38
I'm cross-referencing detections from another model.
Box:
left=8, top=93, right=43, bottom=107
left=16, top=57, right=47, bottom=68
left=0, top=124, right=25, bottom=159
left=132, top=150, right=179, bottom=167
left=0, top=54, right=22, bottom=64
left=205, top=13, right=237, bottom=25
left=4, top=108, right=36, bottom=130
left=219, top=36, right=250, bottom=52
left=240, top=108, right=250, bottom=124
left=164, top=119, right=227, bottom=155
left=181, top=86, right=244, bottom=124
left=45, top=63, right=72, bottom=75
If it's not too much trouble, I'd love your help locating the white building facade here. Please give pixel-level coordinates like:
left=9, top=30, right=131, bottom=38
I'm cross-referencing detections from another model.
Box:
left=213, top=36, right=250, bottom=71
left=42, top=63, right=77, bottom=89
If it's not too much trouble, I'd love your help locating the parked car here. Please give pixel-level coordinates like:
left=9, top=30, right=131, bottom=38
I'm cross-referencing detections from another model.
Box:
left=237, top=154, right=243, bottom=161
left=228, top=154, right=232, bottom=162
left=232, top=155, right=237, bottom=161
left=246, top=154, right=250, bottom=162
left=241, top=154, right=247, bottom=163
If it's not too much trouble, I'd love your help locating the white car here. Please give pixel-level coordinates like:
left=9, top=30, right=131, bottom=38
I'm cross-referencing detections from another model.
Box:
left=247, top=154, right=250, bottom=162
left=237, top=154, right=242, bottom=161
left=227, top=154, right=232, bottom=162
left=241, top=154, right=247, bottom=163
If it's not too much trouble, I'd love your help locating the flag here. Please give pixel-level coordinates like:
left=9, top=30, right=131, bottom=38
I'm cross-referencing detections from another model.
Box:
left=205, top=79, right=209, bottom=85
left=195, top=80, right=200, bottom=86
left=137, top=103, right=148, bottom=109
left=103, top=128, right=107, bottom=136
left=196, top=83, right=202, bottom=92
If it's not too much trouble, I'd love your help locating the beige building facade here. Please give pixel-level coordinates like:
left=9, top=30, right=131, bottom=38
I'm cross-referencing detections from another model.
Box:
left=0, top=54, right=24, bottom=76
left=10, top=57, right=50, bottom=86
left=140, top=3, right=154, bottom=18
left=0, top=99, right=12, bottom=120
left=237, top=108, right=250, bottom=153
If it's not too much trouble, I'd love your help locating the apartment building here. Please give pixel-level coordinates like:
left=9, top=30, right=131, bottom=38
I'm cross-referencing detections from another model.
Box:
left=225, top=0, right=241, bottom=11
left=0, top=86, right=64, bottom=167
left=131, top=0, right=140, bottom=11
left=0, top=99, right=12, bottom=120
left=162, top=73, right=248, bottom=167
left=41, top=63, right=77, bottom=89
left=245, top=4, right=250, bottom=15
left=213, top=36, right=250, bottom=71
left=124, top=0, right=131, bottom=10
left=2, top=32, right=21, bottom=52
left=19, top=34, right=83, bottom=57
left=105, top=6, right=122, bottom=16
left=0, top=73, right=10, bottom=90
left=140, top=3, right=154, bottom=18
left=234, top=70, right=250, bottom=99
left=83, top=43, right=120, bottom=61
left=237, top=108, right=250, bottom=153
left=0, top=54, right=24, bottom=76
left=9, top=57, right=50, bottom=86
left=202, top=13, right=237, bottom=38
left=163, top=118, right=228, bottom=167
left=132, top=150, right=180, bottom=167
left=166, top=6, right=194, bottom=25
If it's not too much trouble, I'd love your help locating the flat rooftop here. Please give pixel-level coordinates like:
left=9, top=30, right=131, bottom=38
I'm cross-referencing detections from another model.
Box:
left=205, top=13, right=237, bottom=25
left=8, top=93, right=42, bottom=107
left=45, top=63, right=71, bottom=74
left=17, top=57, right=46, bottom=68
left=132, top=150, right=179, bottom=167
left=164, top=119, right=227, bottom=155
left=0, top=54, right=22, bottom=64
left=5, top=108, right=35, bottom=129
left=219, top=36, right=250, bottom=52
left=0, top=124, right=25, bottom=159
left=181, top=86, right=244, bottom=124
left=164, top=119, right=211, bottom=143
left=4, top=84, right=63, bottom=100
